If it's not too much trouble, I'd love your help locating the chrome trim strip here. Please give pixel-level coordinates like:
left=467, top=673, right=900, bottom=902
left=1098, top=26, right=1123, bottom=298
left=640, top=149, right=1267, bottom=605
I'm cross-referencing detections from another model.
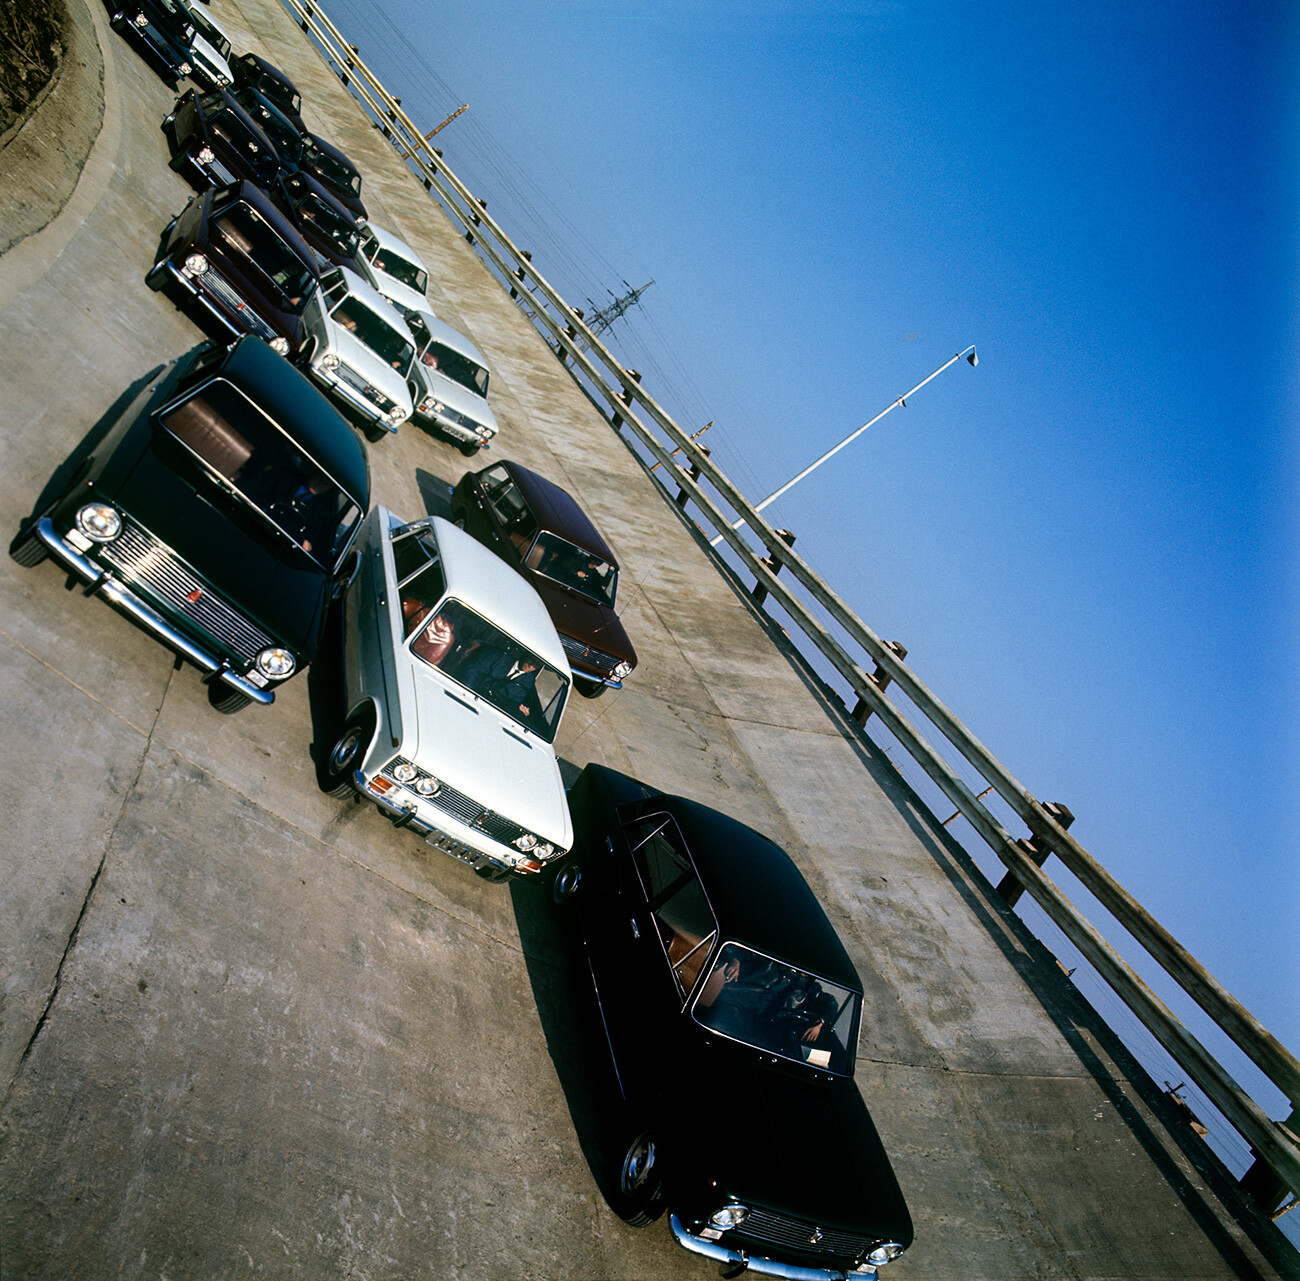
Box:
left=34, top=519, right=273, bottom=705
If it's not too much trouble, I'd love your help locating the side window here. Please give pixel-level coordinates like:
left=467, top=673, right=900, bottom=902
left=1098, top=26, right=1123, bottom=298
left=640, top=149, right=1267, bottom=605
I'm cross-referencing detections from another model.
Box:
left=391, top=529, right=446, bottom=638
left=626, top=815, right=717, bottom=1000
left=482, top=472, right=536, bottom=545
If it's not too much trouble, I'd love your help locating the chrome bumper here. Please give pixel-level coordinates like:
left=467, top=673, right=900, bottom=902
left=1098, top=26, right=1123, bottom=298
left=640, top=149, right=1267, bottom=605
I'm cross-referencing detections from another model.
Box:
left=669, top=1216, right=881, bottom=1281
left=308, top=365, right=398, bottom=432
left=34, top=519, right=273, bottom=705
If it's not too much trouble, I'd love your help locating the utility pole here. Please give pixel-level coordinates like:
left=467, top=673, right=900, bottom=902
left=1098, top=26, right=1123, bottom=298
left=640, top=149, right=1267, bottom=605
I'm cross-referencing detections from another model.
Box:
left=395, top=104, right=468, bottom=159
left=585, top=280, right=654, bottom=337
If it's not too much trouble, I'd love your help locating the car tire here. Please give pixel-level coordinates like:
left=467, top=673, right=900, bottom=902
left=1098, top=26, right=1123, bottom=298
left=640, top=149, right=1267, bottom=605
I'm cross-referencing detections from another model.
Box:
left=452, top=513, right=467, bottom=531
left=208, top=683, right=252, bottom=714
left=362, top=420, right=388, bottom=444
left=145, top=258, right=170, bottom=292
left=456, top=440, right=480, bottom=457
left=9, top=525, right=47, bottom=567
left=613, top=1128, right=666, bottom=1227
left=549, top=860, right=582, bottom=914
left=574, top=677, right=607, bottom=700
left=322, top=714, right=371, bottom=798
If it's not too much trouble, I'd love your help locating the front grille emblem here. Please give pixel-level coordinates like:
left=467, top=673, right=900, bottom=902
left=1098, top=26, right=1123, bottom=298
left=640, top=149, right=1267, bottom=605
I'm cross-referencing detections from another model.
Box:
left=809, top=1227, right=823, bottom=1245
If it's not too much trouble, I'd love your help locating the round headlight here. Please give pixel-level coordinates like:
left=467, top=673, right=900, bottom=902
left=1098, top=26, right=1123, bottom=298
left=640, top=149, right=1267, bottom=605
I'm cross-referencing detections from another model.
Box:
left=254, top=647, right=295, bottom=680
left=322, top=352, right=340, bottom=369
left=387, top=407, right=408, bottom=425
left=867, top=1244, right=906, bottom=1265
left=475, top=425, right=493, bottom=442
left=269, top=336, right=290, bottom=355
left=392, top=761, right=418, bottom=784
left=710, top=1204, right=750, bottom=1229
left=132, top=12, right=148, bottom=26
left=184, top=252, right=209, bottom=276
left=414, top=775, right=441, bottom=797
left=197, top=144, right=215, bottom=165
left=534, top=842, right=556, bottom=861
left=177, top=60, right=191, bottom=76
left=513, top=833, right=538, bottom=852
left=612, top=661, right=632, bottom=681
left=75, top=503, right=122, bottom=543
left=419, top=396, right=435, bottom=415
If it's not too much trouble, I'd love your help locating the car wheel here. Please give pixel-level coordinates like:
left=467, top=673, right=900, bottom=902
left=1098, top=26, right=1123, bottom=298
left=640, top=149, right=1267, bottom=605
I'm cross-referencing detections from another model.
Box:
left=145, top=258, right=170, bottom=292
left=363, top=420, right=388, bottom=444
left=456, top=439, right=481, bottom=457
left=452, top=513, right=467, bottom=531
left=613, top=1129, right=666, bottom=1227
left=9, top=520, right=47, bottom=566
left=322, top=715, right=370, bottom=798
left=574, top=677, right=607, bottom=700
left=549, top=860, right=582, bottom=913
left=208, top=683, right=252, bottom=714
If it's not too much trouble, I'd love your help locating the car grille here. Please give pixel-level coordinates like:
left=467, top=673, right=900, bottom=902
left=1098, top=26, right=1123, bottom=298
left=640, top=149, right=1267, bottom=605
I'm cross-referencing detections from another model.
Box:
left=335, top=363, right=392, bottom=413
left=99, top=522, right=273, bottom=664
left=559, top=633, right=619, bottom=674
left=381, top=761, right=528, bottom=847
left=199, top=272, right=278, bottom=343
left=735, top=1209, right=869, bottom=1260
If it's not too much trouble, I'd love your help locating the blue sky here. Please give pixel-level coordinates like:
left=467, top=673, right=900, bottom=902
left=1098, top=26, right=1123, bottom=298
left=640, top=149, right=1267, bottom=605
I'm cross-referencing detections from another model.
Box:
left=322, top=0, right=1297, bottom=1134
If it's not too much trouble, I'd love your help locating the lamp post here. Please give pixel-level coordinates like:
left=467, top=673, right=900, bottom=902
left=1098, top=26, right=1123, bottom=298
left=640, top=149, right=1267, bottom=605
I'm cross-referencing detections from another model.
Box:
left=710, top=346, right=978, bottom=545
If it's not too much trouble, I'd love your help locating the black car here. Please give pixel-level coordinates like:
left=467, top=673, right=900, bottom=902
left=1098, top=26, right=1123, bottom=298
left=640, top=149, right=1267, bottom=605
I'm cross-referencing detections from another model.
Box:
left=230, top=51, right=306, bottom=134
left=165, top=87, right=283, bottom=191
left=268, top=170, right=366, bottom=275
left=554, top=764, right=913, bottom=1279
left=10, top=337, right=370, bottom=713
left=300, top=132, right=367, bottom=220
left=105, top=0, right=198, bottom=87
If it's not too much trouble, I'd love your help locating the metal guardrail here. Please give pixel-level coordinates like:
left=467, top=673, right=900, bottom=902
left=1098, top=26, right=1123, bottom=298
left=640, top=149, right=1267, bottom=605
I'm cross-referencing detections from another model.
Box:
left=281, top=0, right=1300, bottom=1210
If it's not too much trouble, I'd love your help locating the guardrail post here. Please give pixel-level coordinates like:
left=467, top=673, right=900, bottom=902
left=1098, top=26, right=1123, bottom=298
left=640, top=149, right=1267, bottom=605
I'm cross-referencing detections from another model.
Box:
left=852, top=641, right=908, bottom=724
left=510, top=251, right=533, bottom=300
left=611, top=371, right=641, bottom=429
left=555, top=310, right=583, bottom=365
left=465, top=197, right=487, bottom=245
left=675, top=444, right=710, bottom=508
left=1239, top=1110, right=1297, bottom=1215
left=752, top=531, right=796, bottom=605
left=998, top=802, right=1075, bottom=907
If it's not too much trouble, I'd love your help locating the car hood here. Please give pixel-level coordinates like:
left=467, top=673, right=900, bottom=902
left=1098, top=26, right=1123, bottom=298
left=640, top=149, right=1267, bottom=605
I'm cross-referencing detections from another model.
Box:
left=106, top=441, right=331, bottom=657
left=407, top=667, right=571, bottom=848
left=531, top=578, right=635, bottom=665
left=318, top=317, right=413, bottom=413
left=369, top=271, right=428, bottom=319
left=413, top=366, right=498, bottom=432
left=672, top=1037, right=912, bottom=1243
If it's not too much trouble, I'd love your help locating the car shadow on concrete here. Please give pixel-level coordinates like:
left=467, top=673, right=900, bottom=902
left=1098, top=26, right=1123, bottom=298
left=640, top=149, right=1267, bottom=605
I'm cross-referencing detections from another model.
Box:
left=509, top=871, right=634, bottom=1219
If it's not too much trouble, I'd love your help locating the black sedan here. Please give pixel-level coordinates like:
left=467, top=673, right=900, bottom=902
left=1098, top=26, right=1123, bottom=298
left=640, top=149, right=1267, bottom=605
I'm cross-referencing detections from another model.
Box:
left=554, top=764, right=913, bottom=1280
left=9, top=337, right=369, bottom=713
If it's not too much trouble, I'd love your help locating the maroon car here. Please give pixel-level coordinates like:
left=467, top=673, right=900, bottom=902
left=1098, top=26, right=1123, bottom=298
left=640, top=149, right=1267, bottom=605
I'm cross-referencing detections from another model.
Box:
left=230, top=51, right=306, bottom=134
left=165, top=87, right=283, bottom=190
left=147, top=181, right=320, bottom=356
left=451, top=460, right=637, bottom=698
left=268, top=170, right=366, bottom=275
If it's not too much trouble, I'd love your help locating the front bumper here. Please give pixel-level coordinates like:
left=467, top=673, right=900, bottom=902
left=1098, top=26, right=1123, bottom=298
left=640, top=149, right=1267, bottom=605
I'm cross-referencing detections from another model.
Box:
left=150, top=257, right=284, bottom=349
left=33, top=518, right=273, bottom=705
left=669, top=1216, right=883, bottom=1281
left=307, top=363, right=398, bottom=432
left=412, top=407, right=492, bottom=448
left=353, top=771, right=529, bottom=876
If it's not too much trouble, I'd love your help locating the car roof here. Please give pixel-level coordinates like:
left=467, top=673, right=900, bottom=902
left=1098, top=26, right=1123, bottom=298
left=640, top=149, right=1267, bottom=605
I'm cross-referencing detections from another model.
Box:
left=361, top=221, right=428, bottom=271
left=281, top=170, right=356, bottom=223
left=305, top=131, right=359, bottom=175
left=422, top=314, right=488, bottom=366
left=491, top=460, right=617, bottom=565
left=329, top=265, right=409, bottom=329
left=637, top=789, right=863, bottom=992
left=425, top=515, right=567, bottom=671
left=216, top=336, right=370, bottom=504
left=238, top=51, right=300, bottom=99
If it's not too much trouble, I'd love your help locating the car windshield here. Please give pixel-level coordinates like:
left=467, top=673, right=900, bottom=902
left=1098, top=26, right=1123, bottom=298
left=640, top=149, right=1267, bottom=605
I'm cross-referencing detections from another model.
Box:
left=418, top=341, right=488, bottom=397
left=211, top=199, right=315, bottom=310
left=369, top=245, right=427, bottom=294
left=160, top=378, right=360, bottom=569
left=692, top=942, right=860, bottom=1075
left=329, top=295, right=414, bottom=371
left=306, top=143, right=361, bottom=195
left=257, top=74, right=300, bottom=116
left=190, top=12, right=230, bottom=58
left=404, top=596, right=568, bottom=742
left=232, top=88, right=300, bottom=160
left=298, top=194, right=358, bottom=258
left=526, top=533, right=617, bottom=607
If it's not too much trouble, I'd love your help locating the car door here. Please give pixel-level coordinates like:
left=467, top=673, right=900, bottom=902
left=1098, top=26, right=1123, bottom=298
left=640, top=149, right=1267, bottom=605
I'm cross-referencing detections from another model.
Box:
left=589, top=810, right=718, bottom=1102
left=479, top=466, right=537, bottom=566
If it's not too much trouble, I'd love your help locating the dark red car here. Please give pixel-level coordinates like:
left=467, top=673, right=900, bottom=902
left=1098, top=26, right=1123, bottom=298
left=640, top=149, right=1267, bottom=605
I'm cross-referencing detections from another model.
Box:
left=450, top=460, right=637, bottom=697
left=147, top=181, right=320, bottom=357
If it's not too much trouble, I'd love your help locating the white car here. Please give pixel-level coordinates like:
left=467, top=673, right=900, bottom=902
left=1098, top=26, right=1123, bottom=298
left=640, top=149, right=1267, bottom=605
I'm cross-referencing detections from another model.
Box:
left=299, top=265, right=414, bottom=439
left=406, top=310, right=500, bottom=456
left=177, top=0, right=234, bottom=87
left=357, top=221, right=431, bottom=319
left=323, top=507, right=572, bottom=880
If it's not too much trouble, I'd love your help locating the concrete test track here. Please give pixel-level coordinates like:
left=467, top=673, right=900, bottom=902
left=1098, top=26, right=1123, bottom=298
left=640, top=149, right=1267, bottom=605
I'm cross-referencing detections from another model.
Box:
left=0, top=1, right=1294, bottom=1277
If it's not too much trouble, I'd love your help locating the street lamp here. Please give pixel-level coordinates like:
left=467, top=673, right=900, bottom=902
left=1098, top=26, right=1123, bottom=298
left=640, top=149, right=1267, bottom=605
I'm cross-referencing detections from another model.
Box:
left=710, top=345, right=978, bottom=545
